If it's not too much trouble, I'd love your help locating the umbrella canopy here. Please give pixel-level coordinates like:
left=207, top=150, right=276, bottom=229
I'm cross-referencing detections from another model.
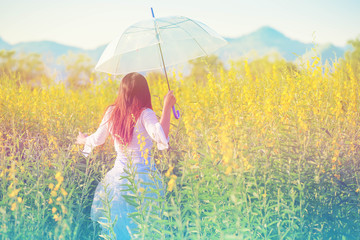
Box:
left=95, top=15, right=227, bottom=75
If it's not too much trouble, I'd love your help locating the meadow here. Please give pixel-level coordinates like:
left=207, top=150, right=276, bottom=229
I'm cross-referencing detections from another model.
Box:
left=0, top=53, right=360, bottom=239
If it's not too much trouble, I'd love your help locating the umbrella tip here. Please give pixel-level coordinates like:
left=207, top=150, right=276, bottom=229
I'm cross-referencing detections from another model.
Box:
left=151, top=7, right=155, bottom=18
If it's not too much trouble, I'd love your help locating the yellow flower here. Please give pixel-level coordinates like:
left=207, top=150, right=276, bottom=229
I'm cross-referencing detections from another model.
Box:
left=138, top=187, right=145, bottom=193
left=143, top=149, right=149, bottom=162
left=167, top=175, right=177, bottom=192
left=167, top=179, right=176, bottom=192
left=49, top=183, right=54, bottom=189
left=52, top=207, right=57, bottom=214
left=165, top=166, right=174, bottom=178
left=225, top=166, right=232, bottom=175
left=61, top=205, right=67, bottom=214
left=56, top=197, right=62, bottom=202
left=8, top=188, right=20, bottom=198
left=10, top=202, right=16, bottom=211
left=222, top=154, right=231, bottom=165
left=49, top=198, right=53, bottom=204
left=55, top=172, right=62, bottom=181
left=50, top=191, right=57, bottom=197
left=245, top=162, right=253, bottom=171
left=356, top=188, right=360, bottom=193
left=54, top=183, right=61, bottom=191
left=60, top=188, right=68, bottom=196
left=56, top=176, right=64, bottom=183
left=17, top=197, right=22, bottom=203
left=53, top=214, right=60, bottom=222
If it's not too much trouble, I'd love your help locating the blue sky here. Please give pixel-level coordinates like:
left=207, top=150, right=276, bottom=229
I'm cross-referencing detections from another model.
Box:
left=1, top=0, right=359, bottom=49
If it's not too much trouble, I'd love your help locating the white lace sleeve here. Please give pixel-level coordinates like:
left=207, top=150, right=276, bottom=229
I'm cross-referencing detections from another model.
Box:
left=141, top=109, right=169, bottom=150
left=82, top=107, right=112, bottom=157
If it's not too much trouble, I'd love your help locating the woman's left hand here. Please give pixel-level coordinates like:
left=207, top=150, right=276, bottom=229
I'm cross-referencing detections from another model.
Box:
left=76, top=132, right=88, bottom=145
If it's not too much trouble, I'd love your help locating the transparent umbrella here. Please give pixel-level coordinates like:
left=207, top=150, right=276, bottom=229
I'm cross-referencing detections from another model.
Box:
left=95, top=8, right=227, bottom=119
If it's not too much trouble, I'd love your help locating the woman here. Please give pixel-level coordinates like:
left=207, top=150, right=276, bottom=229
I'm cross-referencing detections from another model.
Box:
left=75, top=72, right=176, bottom=239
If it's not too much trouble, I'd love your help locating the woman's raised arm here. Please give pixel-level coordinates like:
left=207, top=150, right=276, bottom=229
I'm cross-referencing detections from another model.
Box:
left=160, top=90, right=176, bottom=139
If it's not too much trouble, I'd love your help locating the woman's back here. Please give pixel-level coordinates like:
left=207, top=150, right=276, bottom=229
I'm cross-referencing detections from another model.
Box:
left=83, top=107, right=168, bottom=164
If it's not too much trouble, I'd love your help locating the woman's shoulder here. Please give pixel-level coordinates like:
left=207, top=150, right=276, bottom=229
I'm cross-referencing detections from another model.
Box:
left=142, top=108, right=154, bottom=114
left=140, top=108, right=157, bottom=122
left=102, top=105, right=116, bottom=121
left=107, top=105, right=116, bottom=111
left=105, top=105, right=116, bottom=114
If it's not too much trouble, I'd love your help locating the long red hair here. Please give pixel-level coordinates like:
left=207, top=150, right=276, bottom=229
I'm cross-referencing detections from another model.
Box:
left=107, top=72, right=152, bottom=145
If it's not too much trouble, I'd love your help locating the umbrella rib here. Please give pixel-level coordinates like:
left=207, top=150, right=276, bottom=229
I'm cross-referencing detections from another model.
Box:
left=124, top=18, right=189, bottom=34
left=113, top=35, right=125, bottom=75
left=125, top=26, right=155, bottom=34
left=158, top=17, right=209, bottom=56
left=158, top=19, right=190, bottom=29
left=113, top=43, right=160, bottom=55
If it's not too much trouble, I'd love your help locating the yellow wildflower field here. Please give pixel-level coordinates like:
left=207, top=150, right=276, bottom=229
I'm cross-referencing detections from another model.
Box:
left=0, top=56, right=359, bottom=239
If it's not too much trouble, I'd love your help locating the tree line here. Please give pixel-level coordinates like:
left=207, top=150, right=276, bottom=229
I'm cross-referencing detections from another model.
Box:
left=1, top=38, right=359, bottom=89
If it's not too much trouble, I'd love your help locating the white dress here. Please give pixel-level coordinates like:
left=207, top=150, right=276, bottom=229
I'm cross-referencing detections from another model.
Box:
left=83, top=107, right=169, bottom=239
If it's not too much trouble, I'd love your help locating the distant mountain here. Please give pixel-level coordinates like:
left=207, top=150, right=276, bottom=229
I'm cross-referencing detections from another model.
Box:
left=0, top=37, right=11, bottom=49
left=216, top=26, right=350, bottom=63
left=0, top=26, right=352, bottom=68
left=0, top=38, right=105, bottom=63
left=13, top=41, right=84, bottom=59
left=86, top=45, right=106, bottom=63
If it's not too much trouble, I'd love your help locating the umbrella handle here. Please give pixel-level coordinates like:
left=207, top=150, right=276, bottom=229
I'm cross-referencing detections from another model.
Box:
left=172, top=106, right=180, bottom=119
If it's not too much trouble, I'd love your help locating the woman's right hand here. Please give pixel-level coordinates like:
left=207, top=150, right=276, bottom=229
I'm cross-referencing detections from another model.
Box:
left=75, top=132, right=88, bottom=145
left=163, top=90, right=176, bottom=109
